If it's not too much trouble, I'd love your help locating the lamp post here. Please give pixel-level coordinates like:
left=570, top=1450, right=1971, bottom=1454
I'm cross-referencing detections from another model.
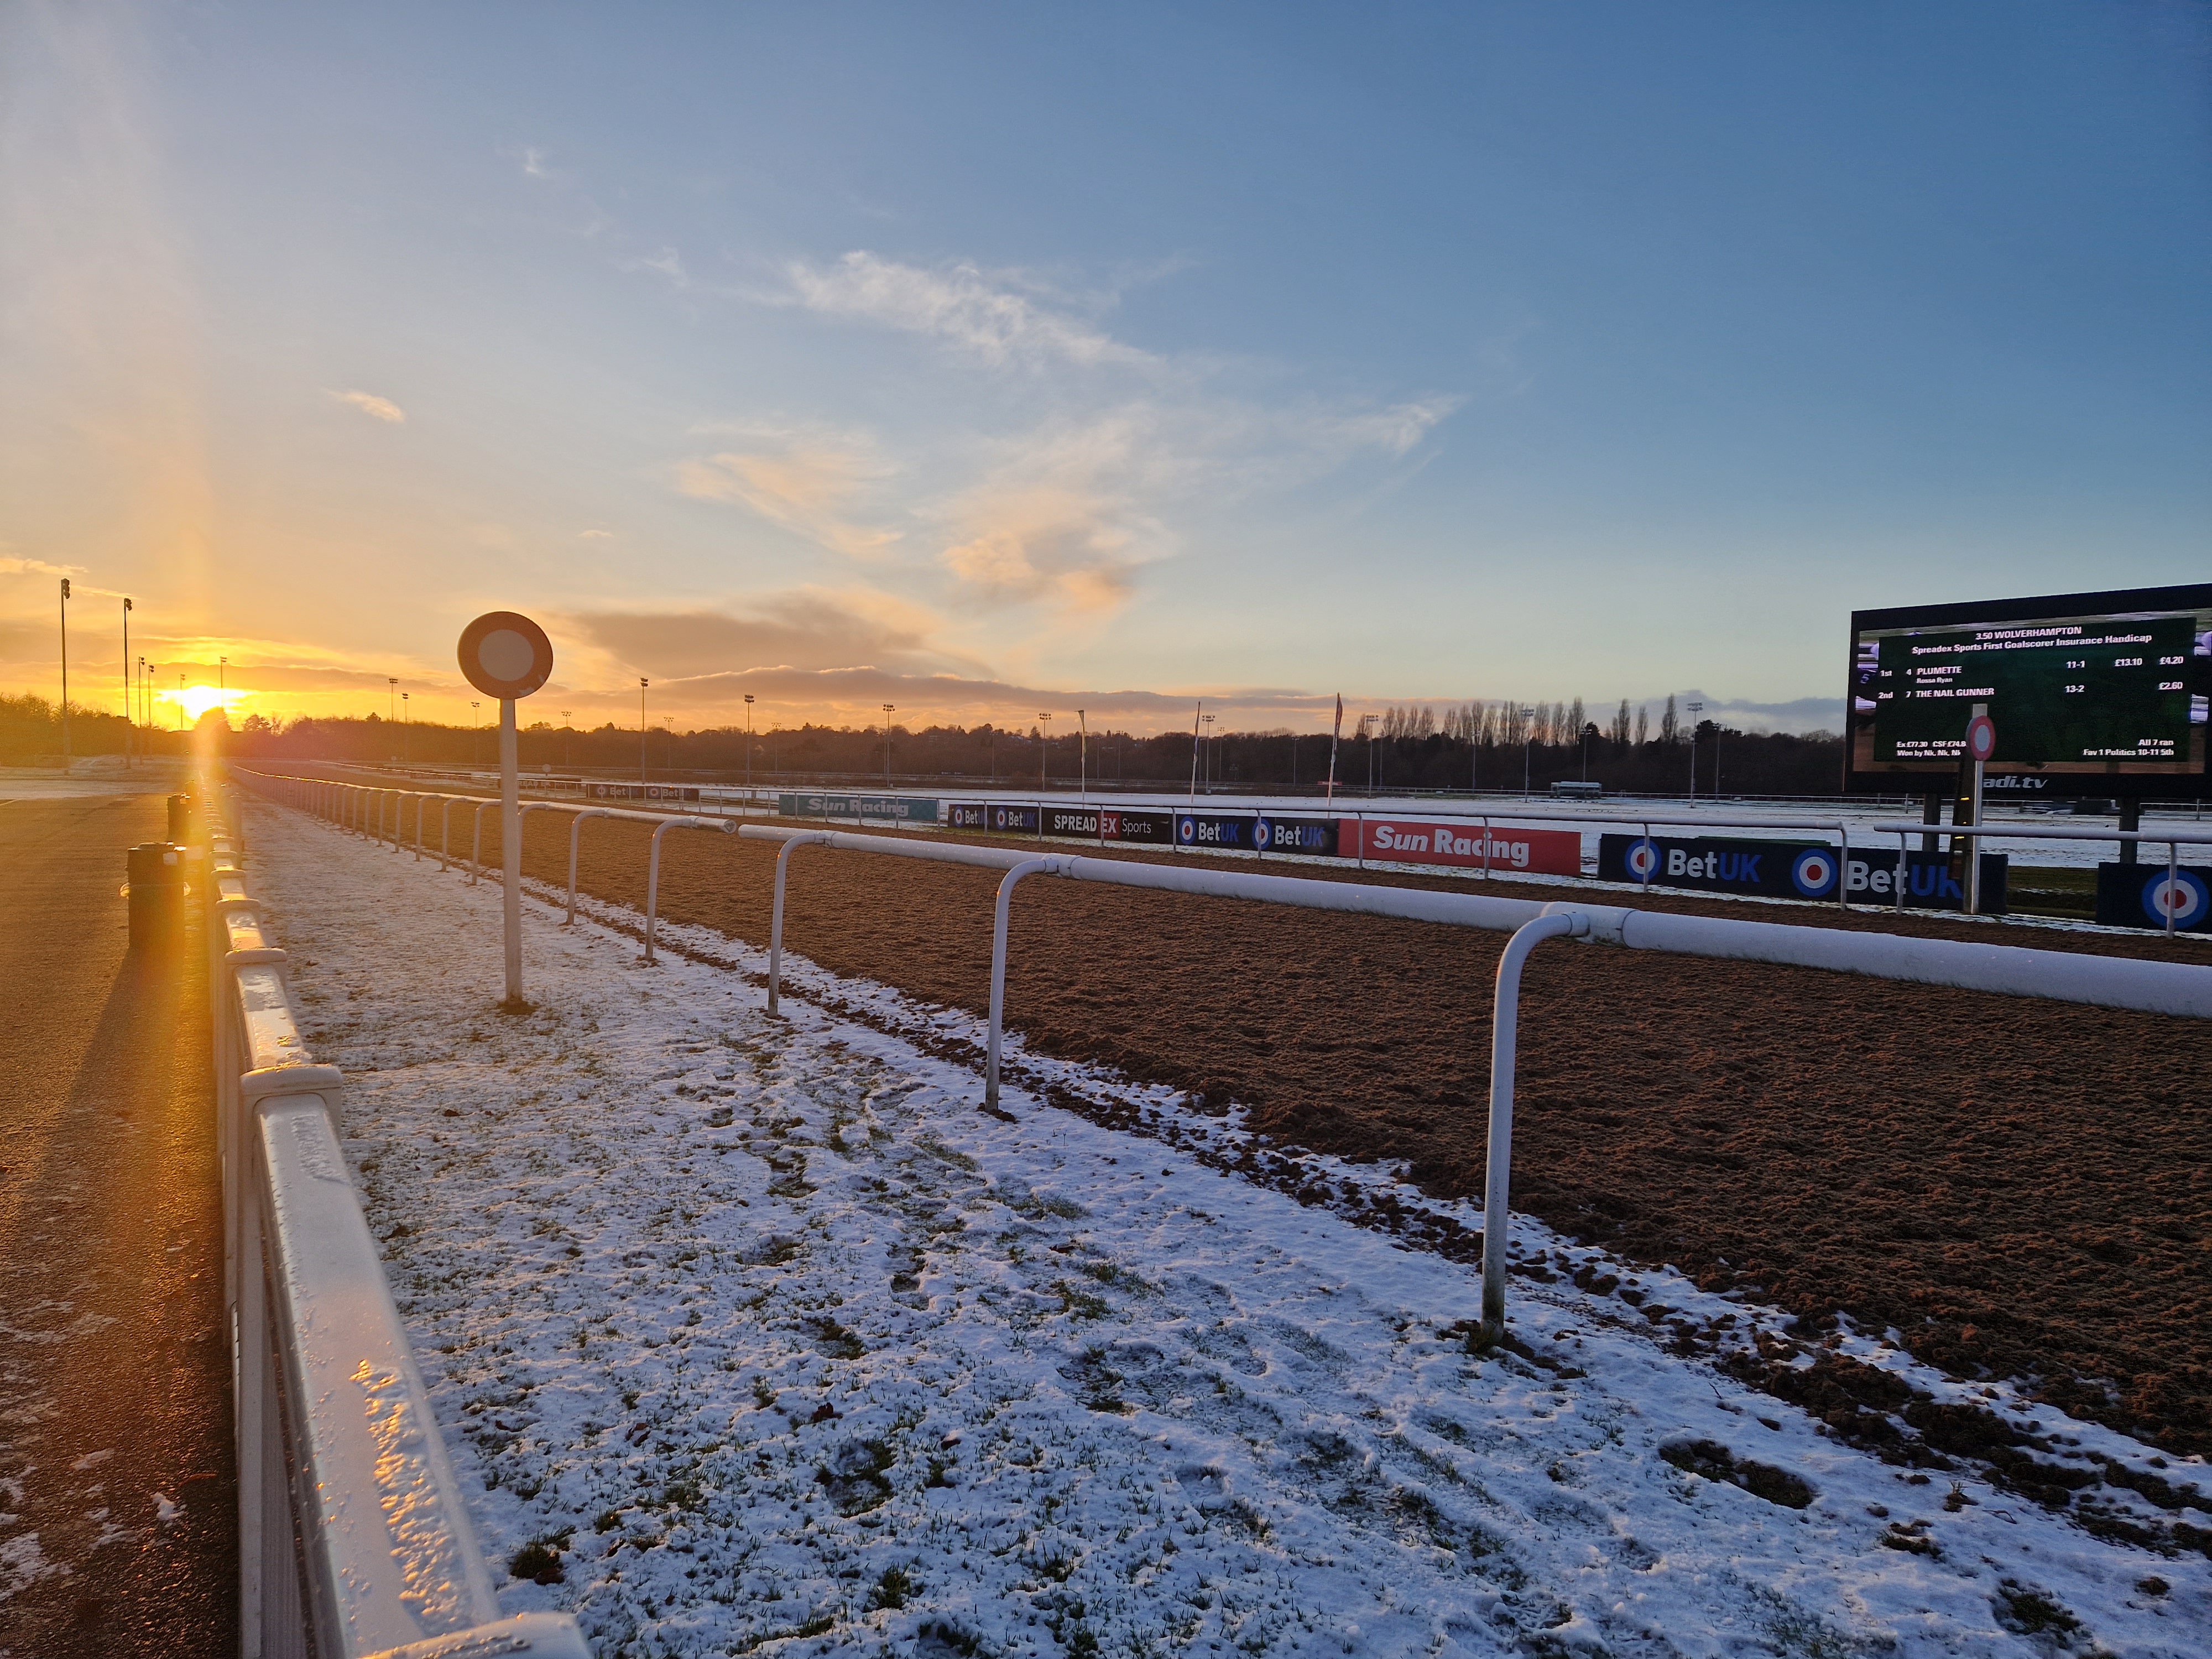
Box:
left=388, top=677, right=397, bottom=721
left=1521, top=706, right=1536, bottom=797
left=1686, top=701, right=1703, bottom=802
left=1077, top=708, right=1087, bottom=804
left=639, top=678, right=649, bottom=782
left=220, top=656, right=226, bottom=691
left=121, top=598, right=132, bottom=766
left=881, top=703, right=895, bottom=791
left=743, top=694, right=754, bottom=795
left=1200, top=712, right=1215, bottom=791
left=177, top=671, right=184, bottom=730
left=562, top=711, right=571, bottom=770
left=1038, top=712, right=1051, bottom=792
left=58, top=578, right=69, bottom=762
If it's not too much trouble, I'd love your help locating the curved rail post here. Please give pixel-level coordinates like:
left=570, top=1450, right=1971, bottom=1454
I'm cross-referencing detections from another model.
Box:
left=413, top=795, right=428, bottom=861
left=766, top=832, right=833, bottom=1014
left=985, top=856, right=1061, bottom=1111
left=643, top=817, right=735, bottom=963
left=566, top=808, right=613, bottom=924
left=1480, top=909, right=1588, bottom=1343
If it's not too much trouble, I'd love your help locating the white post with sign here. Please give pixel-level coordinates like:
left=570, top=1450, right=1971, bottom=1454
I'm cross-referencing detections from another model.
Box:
left=1963, top=704, right=1995, bottom=917
left=458, top=612, right=556, bottom=1008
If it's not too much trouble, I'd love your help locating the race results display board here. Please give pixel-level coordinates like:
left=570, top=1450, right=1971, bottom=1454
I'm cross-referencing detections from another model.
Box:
left=1847, top=583, right=2212, bottom=799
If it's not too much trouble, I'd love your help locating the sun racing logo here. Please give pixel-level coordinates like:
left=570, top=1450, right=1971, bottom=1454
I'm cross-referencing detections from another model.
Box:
left=1790, top=848, right=1838, bottom=897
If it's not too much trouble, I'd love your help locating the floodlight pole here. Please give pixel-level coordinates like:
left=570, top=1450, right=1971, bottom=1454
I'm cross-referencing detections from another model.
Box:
left=1686, top=702, right=1703, bottom=802
left=1521, top=706, right=1535, bottom=797
left=120, top=598, right=131, bottom=767
left=1039, top=713, right=1051, bottom=793
left=883, top=703, right=895, bottom=790
left=1077, top=708, right=1087, bottom=805
left=639, top=678, right=649, bottom=783
left=59, top=578, right=69, bottom=762
left=744, top=694, right=755, bottom=795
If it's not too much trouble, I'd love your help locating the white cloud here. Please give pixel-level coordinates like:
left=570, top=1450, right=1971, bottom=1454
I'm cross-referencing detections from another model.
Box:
left=782, top=252, right=1152, bottom=369
left=578, top=529, right=613, bottom=540
left=0, top=555, right=87, bottom=578
left=330, top=389, right=405, bottom=424
left=676, top=425, right=903, bottom=559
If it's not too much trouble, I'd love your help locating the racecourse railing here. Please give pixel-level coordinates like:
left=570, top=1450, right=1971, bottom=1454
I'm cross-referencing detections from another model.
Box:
left=1867, top=818, right=2212, bottom=931
left=740, top=823, right=2212, bottom=1339
left=201, top=779, right=591, bottom=1658
left=244, top=770, right=734, bottom=961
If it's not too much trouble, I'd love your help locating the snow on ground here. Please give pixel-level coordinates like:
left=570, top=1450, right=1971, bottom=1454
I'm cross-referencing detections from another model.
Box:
left=242, top=797, right=2209, bottom=1658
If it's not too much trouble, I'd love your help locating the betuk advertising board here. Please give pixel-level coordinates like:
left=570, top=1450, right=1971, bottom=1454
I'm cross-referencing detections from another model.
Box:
left=1344, top=817, right=1580, bottom=876
left=589, top=782, right=700, bottom=803
left=1597, top=833, right=2008, bottom=912
left=2095, top=863, right=2212, bottom=932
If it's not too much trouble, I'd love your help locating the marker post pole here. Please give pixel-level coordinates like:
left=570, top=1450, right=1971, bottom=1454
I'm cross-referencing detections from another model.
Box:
left=501, top=696, right=521, bottom=1001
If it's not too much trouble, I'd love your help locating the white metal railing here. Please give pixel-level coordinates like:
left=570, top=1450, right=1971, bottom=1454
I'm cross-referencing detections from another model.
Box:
left=202, top=779, right=591, bottom=1658
left=242, top=770, right=734, bottom=962
left=739, top=822, right=2212, bottom=1340
left=1867, top=818, right=2212, bottom=930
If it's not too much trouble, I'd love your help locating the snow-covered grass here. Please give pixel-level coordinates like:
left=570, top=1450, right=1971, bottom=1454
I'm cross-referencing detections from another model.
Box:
left=243, top=799, right=2208, bottom=1658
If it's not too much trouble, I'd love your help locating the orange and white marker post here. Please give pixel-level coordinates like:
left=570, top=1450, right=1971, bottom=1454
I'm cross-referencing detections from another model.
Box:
left=457, top=612, right=555, bottom=1006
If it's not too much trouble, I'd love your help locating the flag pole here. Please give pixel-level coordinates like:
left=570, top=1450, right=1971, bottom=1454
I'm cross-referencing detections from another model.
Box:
left=1188, top=700, right=1202, bottom=801
left=1325, top=693, right=1342, bottom=802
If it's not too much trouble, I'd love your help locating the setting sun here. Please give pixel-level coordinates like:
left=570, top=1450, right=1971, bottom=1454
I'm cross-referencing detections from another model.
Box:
left=163, top=685, right=246, bottom=722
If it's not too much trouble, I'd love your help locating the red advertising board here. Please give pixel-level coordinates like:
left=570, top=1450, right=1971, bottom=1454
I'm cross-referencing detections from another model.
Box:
left=1340, top=817, right=1582, bottom=876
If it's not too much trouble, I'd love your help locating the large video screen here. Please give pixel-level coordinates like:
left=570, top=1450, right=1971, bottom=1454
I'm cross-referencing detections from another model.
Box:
left=1846, top=584, right=2212, bottom=799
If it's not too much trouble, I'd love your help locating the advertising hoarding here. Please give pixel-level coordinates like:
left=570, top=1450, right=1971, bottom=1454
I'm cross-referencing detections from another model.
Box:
left=1100, top=808, right=1176, bottom=845
left=778, top=792, right=940, bottom=824
left=2094, top=863, right=2211, bottom=932
left=1846, top=583, right=2212, bottom=799
left=589, top=783, right=700, bottom=802
left=1176, top=812, right=1256, bottom=850
left=1597, top=834, right=2007, bottom=912
left=1344, top=817, right=1580, bottom=875
left=1256, top=816, right=1340, bottom=857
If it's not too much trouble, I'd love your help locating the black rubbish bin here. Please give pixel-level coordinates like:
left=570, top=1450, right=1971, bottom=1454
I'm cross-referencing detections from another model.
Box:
left=127, top=842, right=186, bottom=948
left=166, top=794, right=195, bottom=843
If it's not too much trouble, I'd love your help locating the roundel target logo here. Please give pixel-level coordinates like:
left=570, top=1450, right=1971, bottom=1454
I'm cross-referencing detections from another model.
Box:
left=1177, top=814, right=1197, bottom=845
left=2143, top=869, right=2209, bottom=929
left=1623, top=838, right=1662, bottom=881
left=1790, top=848, right=1839, bottom=896
left=1253, top=819, right=1272, bottom=851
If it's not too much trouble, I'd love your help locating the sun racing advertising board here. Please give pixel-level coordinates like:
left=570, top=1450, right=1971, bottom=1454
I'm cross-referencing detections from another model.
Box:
left=1598, top=833, right=2007, bottom=912
left=1846, top=583, right=2212, bottom=798
left=1345, top=817, right=1580, bottom=875
left=778, top=792, right=941, bottom=824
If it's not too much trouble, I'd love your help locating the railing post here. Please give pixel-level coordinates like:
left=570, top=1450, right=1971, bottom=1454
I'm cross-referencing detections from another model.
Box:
left=1480, top=910, right=1585, bottom=1343
left=471, top=800, right=488, bottom=884
left=986, top=857, right=1057, bottom=1112
left=766, top=832, right=831, bottom=1014
left=440, top=797, right=455, bottom=870
left=1896, top=828, right=1908, bottom=913
left=566, top=808, right=609, bottom=924
left=1838, top=824, right=1850, bottom=911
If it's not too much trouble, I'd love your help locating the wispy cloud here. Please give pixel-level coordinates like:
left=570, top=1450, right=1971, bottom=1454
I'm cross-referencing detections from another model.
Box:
left=0, top=555, right=87, bottom=578
left=330, top=389, right=405, bottom=424
left=676, top=425, right=903, bottom=559
left=781, top=252, right=1152, bottom=369
left=562, top=588, right=987, bottom=681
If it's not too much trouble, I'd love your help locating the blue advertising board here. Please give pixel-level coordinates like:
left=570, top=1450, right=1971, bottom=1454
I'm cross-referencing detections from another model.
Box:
left=2095, top=862, right=2212, bottom=931
left=988, top=802, right=1040, bottom=834
left=1597, top=833, right=2007, bottom=912
left=1176, top=812, right=1256, bottom=851
left=1255, top=815, right=1341, bottom=857
left=947, top=802, right=990, bottom=830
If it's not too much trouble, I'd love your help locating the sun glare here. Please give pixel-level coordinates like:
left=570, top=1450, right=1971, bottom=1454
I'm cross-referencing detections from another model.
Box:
left=165, top=684, right=247, bottom=722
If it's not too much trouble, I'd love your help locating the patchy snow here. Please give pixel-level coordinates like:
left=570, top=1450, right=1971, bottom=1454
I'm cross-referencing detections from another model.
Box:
left=242, top=797, right=2209, bottom=1658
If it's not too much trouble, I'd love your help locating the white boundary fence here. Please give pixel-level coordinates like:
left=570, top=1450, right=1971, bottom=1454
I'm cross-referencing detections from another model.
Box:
left=202, top=778, right=591, bottom=1658
left=741, top=823, right=2212, bottom=1338
left=244, top=770, right=734, bottom=963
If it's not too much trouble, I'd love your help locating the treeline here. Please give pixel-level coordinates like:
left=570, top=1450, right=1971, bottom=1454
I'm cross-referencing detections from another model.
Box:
left=0, top=694, right=171, bottom=764
left=223, top=703, right=1846, bottom=797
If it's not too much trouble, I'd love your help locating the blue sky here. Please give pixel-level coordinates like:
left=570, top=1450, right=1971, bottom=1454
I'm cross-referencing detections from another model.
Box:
left=3, top=2, right=2205, bottom=733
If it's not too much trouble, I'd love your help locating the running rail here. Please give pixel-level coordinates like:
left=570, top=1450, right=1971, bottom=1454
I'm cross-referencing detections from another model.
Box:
left=743, top=822, right=2212, bottom=1342
left=199, top=781, right=591, bottom=1658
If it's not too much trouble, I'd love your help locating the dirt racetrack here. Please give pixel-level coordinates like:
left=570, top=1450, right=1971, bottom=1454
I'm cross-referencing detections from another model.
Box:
left=284, top=781, right=2212, bottom=1456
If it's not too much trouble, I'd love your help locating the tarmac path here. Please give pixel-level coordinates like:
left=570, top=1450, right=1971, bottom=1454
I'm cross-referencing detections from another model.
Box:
left=0, top=784, right=234, bottom=1656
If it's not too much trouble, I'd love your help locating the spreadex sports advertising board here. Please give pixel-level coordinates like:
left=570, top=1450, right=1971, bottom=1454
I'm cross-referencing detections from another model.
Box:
left=1846, top=582, right=2212, bottom=799
left=1595, top=834, right=2008, bottom=912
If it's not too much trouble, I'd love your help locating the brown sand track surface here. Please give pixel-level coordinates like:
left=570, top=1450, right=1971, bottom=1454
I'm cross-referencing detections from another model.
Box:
left=270, top=776, right=2212, bottom=1454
